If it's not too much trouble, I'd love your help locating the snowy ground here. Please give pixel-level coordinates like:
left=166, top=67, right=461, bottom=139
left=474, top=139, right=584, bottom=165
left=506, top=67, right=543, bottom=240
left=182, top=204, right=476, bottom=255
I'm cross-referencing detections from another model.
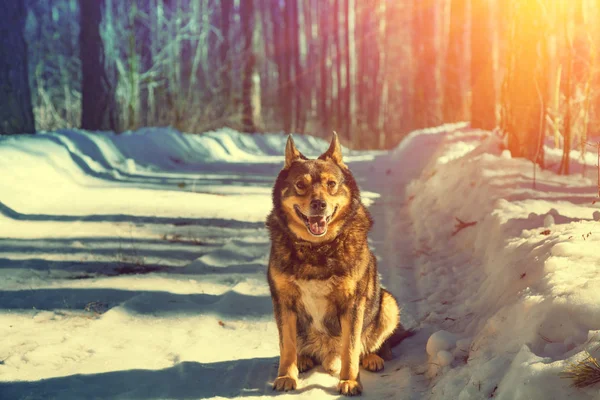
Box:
left=0, top=125, right=599, bottom=399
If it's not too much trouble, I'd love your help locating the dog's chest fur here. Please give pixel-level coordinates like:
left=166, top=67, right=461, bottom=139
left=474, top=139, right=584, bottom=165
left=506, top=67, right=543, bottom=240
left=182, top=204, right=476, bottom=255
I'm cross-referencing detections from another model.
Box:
left=295, top=279, right=332, bottom=332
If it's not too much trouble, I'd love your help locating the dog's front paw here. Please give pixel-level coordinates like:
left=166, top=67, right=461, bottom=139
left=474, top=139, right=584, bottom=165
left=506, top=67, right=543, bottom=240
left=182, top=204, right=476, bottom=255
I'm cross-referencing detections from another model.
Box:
left=273, top=376, right=298, bottom=391
left=361, top=353, right=384, bottom=372
left=337, top=379, right=362, bottom=396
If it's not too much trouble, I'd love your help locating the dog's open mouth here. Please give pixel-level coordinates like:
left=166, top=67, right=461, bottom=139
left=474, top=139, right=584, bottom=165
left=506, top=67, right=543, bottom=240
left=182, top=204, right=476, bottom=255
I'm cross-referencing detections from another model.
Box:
left=294, top=205, right=337, bottom=237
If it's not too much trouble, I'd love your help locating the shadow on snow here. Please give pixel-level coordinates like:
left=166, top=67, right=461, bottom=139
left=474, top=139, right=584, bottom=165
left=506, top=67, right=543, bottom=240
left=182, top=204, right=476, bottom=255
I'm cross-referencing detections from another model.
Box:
left=0, top=200, right=265, bottom=228
left=0, top=288, right=273, bottom=318
left=0, top=357, right=279, bottom=400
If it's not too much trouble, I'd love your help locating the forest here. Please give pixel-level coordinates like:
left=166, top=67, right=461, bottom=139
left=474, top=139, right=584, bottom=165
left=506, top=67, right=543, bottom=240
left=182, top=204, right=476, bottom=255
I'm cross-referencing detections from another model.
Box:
left=3, top=2, right=600, bottom=398
left=1, top=0, right=600, bottom=166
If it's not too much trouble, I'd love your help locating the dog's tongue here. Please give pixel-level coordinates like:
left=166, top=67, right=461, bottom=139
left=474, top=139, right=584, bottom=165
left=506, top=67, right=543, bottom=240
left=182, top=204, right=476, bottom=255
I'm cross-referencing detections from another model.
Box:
left=309, top=216, right=327, bottom=235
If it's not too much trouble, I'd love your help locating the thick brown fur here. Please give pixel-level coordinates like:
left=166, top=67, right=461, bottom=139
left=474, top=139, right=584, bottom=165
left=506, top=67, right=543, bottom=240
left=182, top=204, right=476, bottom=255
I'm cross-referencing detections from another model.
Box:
left=266, top=133, right=401, bottom=396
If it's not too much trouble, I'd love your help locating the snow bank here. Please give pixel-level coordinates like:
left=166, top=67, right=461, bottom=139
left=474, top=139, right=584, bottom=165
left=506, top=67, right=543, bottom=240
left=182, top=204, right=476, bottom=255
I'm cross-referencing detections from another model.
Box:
left=406, top=128, right=600, bottom=398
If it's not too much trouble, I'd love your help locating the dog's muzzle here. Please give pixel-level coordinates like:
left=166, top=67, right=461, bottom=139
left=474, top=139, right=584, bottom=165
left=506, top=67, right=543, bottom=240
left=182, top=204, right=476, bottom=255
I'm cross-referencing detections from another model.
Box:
left=294, top=205, right=338, bottom=237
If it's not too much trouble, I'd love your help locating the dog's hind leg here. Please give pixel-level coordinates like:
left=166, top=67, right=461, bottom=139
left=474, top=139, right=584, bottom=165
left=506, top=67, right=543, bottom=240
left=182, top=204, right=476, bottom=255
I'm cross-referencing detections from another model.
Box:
left=361, top=289, right=400, bottom=371
left=377, top=338, right=394, bottom=361
left=361, top=353, right=385, bottom=372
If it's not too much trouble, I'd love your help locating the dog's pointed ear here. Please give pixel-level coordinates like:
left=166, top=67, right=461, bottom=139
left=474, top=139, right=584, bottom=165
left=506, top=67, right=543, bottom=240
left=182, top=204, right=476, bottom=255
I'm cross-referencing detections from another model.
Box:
left=284, top=135, right=305, bottom=169
left=319, top=132, right=346, bottom=167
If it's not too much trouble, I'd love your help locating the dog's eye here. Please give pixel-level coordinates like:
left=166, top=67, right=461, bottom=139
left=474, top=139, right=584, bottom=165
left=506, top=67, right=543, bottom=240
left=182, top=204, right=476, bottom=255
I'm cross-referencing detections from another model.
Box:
left=328, top=181, right=337, bottom=189
left=295, top=182, right=306, bottom=190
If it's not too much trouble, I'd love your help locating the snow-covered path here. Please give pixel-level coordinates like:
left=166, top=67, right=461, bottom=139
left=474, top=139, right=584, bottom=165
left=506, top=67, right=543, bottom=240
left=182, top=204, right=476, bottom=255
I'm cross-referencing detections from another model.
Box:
left=0, top=127, right=435, bottom=399
left=1, top=126, right=600, bottom=399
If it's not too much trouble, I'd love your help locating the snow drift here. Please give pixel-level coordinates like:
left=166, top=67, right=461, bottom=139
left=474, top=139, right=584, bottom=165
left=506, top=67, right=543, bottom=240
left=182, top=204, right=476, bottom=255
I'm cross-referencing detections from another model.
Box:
left=407, top=129, right=600, bottom=399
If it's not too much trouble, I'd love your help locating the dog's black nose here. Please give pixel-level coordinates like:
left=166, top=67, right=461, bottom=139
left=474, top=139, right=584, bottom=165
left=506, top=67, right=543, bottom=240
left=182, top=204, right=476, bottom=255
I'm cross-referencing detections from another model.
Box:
left=310, top=199, right=327, bottom=212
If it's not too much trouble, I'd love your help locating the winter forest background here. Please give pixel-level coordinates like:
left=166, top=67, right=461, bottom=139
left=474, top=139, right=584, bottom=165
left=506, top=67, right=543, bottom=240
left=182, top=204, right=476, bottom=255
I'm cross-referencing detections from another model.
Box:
left=4, top=1, right=600, bottom=398
left=2, top=0, right=600, bottom=166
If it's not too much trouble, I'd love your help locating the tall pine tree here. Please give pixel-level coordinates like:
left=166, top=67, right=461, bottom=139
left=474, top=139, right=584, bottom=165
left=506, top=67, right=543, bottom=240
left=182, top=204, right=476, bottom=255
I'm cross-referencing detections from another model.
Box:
left=443, top=0, right=467, bottom=123
left=412, top=0, right=439, bottom=129
left=80, top=0, right=117, bottom=131
left=240, top=0, right=257, bottom=132
left=0, top=0, right=35, bottom=134
left=471, top=0, right=496, bottom=130
left=501, top=0, right=548, bottom=163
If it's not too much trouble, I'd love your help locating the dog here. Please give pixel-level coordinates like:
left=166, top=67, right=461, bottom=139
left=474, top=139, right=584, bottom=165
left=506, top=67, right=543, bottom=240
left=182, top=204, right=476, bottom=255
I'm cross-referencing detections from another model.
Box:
left=266, top=133, right=402, bottom=396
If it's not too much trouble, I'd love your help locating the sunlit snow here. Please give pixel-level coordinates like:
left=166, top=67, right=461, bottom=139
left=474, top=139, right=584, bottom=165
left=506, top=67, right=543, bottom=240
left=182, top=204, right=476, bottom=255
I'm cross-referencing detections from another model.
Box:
left=0, top=125, right=599, bottom=399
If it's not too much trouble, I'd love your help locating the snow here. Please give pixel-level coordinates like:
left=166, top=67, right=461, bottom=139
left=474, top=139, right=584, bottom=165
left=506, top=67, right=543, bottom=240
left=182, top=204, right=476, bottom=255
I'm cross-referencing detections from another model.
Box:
left=437, top=350, right=454, bottom=367
left=1, top=124, right=600, bottom=399
left=426, top=330, right=458, bottom=357
left=544, top=213, right=555, bottom=227
left=407, top=129, right=600, bottom=399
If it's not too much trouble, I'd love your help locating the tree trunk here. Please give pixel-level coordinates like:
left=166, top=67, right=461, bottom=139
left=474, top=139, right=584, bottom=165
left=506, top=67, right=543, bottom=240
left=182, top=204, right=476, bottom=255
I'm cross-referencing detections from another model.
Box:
left=570, top=0, right=593, bottom=158
left=559, top=1, right=588, bottom=175
left=281, top=0, right=293, bottom=133
left=268, top=1, right=289, bottom=132
left=289, top=0, right=302, bottom=133
left=318, top=0, right=329, bottom=131
left=258, top=0, right=273, bottom=118
left=355, top=0, right=366, bottom=132
left=383, top=0, right=405, bottom=146
left=343, top=0, right=352, bottom=144
left=412, top=0, right=439, bottom=129
left=0, top=0, right=35, bottom=134
left=302, top=0, right=315, bottom=133
left=134, top=0, right=154, bottom=128
left=80, top=0, right=117, bottom=131
left=501, top=0, right=548, bottom=163
left=178, top=0, right=192, bottom=91
left=560, top=23, right=572, bottom=175
left=368, top=0, right=383, bottom=146
left=219, top=0, right=233, bottom=115
left=443, top=0, right=467, bottom=123
left=240, top=0, right=257, bottom=132
left=471, top=0, right=496, bottom=130
left=333, top=0, right=341, bottom=133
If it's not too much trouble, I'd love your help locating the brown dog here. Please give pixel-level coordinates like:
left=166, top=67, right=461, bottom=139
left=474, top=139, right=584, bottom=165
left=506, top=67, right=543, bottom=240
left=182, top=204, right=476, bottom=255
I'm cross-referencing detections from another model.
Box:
left=266, top=133, right=400, bottom=396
